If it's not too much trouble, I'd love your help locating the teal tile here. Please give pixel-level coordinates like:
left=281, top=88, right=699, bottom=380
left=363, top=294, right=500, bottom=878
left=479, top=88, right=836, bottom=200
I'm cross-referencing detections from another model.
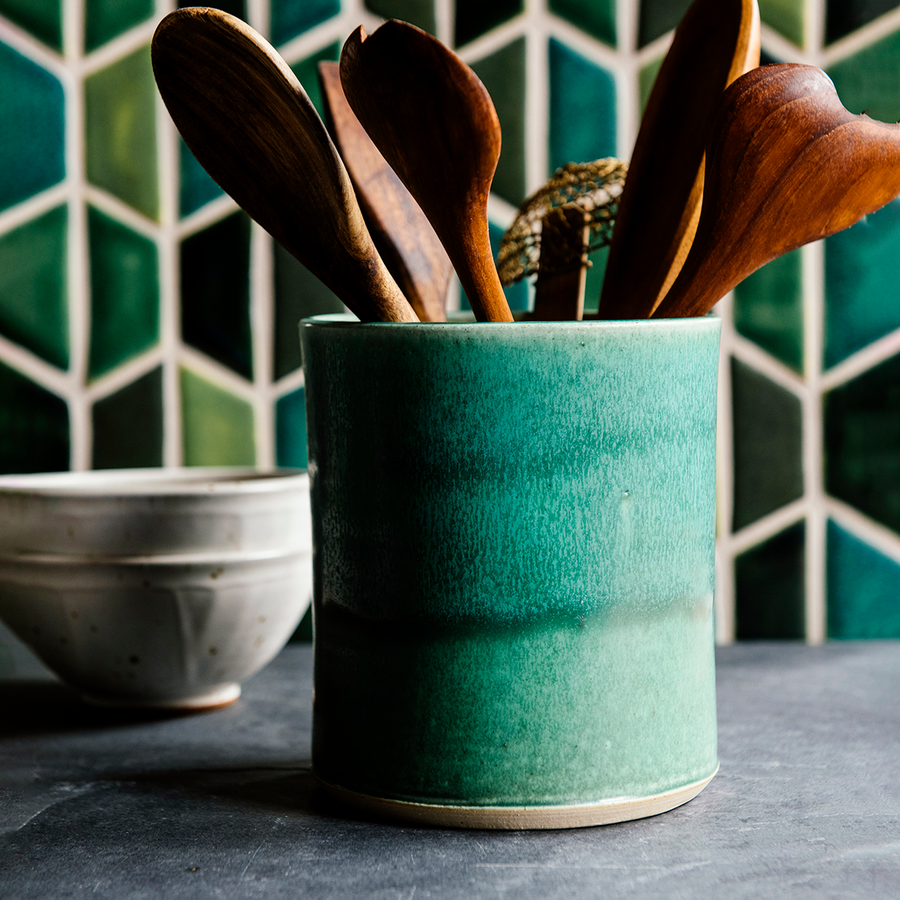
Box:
left=549, top=0, right=615, bottom=47
left=85, top=44, right=159, bottom=220
left=0, top=205, right=68, bottom=370
left=0, top=41, right=65, bottom=212
left=271, top=0, right=340, bottom=47
left=548, top=39, right=616, bottom=174
left=273, top=242, right=344, bottom=380
left=639, top=0, right=691, bottom=47
left=0, top=0, right=62, bottom=50
left=276, top=386, right=308, bottom=469
left=84, top=0, right=154, bottom=52
left=471, top=39, right=526, bottom=206
left=181, top=213, right=252, bottom=380
left=0, top=360, right=68, bottom=473
left=92, top=367, right=163, bottom=469
left=735, top=522, right=806, bottom=639
left=290, top=42, right=340, bottom=121
left=461, top=222, right=529, bottom=313
left=179, top=139, right=224, bottom=217
left=455, top=0, right=523, bottom=47
left=827, top=0, right=900, bottom=44
left=364, top=0, right=436, bottom=34
left=827, top=521, right=900, bottom=638
left=760, top=0, right=805, bottom=47
left=180, top=368, right=255, bottom=466
left=88, top=207, right=159, bottom=379
left=828, top=27, right=900, bottom=122
left=824, top=199, right=900, bottom=369
left=733, top=250, right=803, bottom=373
left=731, top=358, right=803, bottom=531
left=825, top=352, right=900, bottom=533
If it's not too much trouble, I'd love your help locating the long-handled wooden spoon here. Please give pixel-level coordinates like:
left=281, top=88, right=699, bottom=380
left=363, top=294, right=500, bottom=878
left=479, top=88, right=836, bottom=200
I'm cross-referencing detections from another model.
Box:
left=317, top=61, right=451, bottom=323
left=598, top=0, right=759, bottom=320
left=654, top=64, right=900, bottom=319
left=340, top=21, right=513, bottom=323
left=151, top=8, right=417, bottom=323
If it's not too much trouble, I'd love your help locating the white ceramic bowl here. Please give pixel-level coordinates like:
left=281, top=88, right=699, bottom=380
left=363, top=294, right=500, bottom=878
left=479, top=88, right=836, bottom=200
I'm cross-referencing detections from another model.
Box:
left=0, top=468, right=310, bottom=557
left=0, top=548, right=311, bottom=708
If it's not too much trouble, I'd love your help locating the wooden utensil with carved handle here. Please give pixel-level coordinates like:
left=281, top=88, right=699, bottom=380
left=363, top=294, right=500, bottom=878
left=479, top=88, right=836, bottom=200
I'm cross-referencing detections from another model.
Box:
left=152, top=8, right=417, bottom=323
left=340, top=21, right=513, bottom=323
left=598, top=0, right=759, bottom=320
left=655, top=64, right=900, bottom=319
left=318, top=61, right=451, bottom=323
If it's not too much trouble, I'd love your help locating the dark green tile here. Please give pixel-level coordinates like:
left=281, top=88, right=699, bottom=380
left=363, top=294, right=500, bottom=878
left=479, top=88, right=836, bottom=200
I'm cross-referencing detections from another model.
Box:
left=92, top=367, right=163, bottom=469
left=455, top=0, right=523, bottom=47
left=0, top=0, right=62, bottom=50
left=290, top=42, right=340, bottom=121
left=180, top=368, right=255, bottom=466
left=290, top=606, right=313, bottom=642
left=179, top=139, right=224, bottom=217
left=273, top=242, right=344, bottom=380
left=271, top=0, right=340, bottom=47
left=276, top=387, right=308, bottom=469
left=461, top=221, right=529, bottom=313
left=735, top=522, right=806, bottom=640
left=0, top=205, right=68, bottom=370
left=824, top=199, right=900, bottom=369
left=88, top=207, right=159, bottom=379
left=733, top=249, right=803, bottom=373
left=639, top=55, right=664, bottom=115
left=760, top=0, right=805, bottom=47
left=0, top=360, right=68, bottom=474
left=85, top=44, right=159, bottom=220
left=826, top=0, right=900, bottom=44
left=84, top=0, right=154, bottom=52
left=827, top=520, right=900, bottom=638
left=178, top=0, right=245, bottom=17
left=828, top=27, right=900, bottom=122
left=731, top=358, right=803, bottom=531
left=549, top=0, right=615, bottom=47
left=364, top=0, right=436, bottom=34
left=548, top=39, right=616, bottom=174
left=638, top=0, right=691, bottom=47
left=0, top=41, right=65, bottom=212
left=825, top=352, right=900, bottom=533
left=181, top=213, right=252, bottom=380
left=471, top=38, right=526, bottom=206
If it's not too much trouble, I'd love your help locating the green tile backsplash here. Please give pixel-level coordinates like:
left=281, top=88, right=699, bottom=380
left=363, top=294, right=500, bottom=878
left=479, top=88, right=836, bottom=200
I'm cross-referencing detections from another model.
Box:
left=1, top=0, right=900, bottom=646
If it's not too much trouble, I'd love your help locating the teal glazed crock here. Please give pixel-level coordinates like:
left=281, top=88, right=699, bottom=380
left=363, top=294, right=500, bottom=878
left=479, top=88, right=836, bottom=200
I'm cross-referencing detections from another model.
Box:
left=300, top=313, right=721, bottom=829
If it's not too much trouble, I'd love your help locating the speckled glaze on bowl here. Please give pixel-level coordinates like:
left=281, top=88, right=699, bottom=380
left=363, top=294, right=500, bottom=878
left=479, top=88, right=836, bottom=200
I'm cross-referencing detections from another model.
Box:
left=300, top=314, right=721, bottom=830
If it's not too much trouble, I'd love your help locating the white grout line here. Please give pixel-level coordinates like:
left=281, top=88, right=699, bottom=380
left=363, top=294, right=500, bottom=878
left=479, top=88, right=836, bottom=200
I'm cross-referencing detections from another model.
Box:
left=820, top=327, right=900, bottom=392
left=436, top=0, right=453, bottom=48
left=546, top=15, right=622, bottom=72
left=0, top=16, right=66, bottom=73
left=0, top=333, right=72, bottom=397
left=0, top=185, right=70, bottom=237
left=179, top=346, right=259, bottom=403
left=177, top=196, right=241, bottom=240
left=456, top=18, right=528, bottom=63
left=84, top=347, right=165, bottom=403
left=251, top=225, right=275, bottom=469
left=821, top=6, right=900, bottom=67
left=730, top=332, right=807, bottom=397
left=827, top=496, right=900, bottom=565
left=82, top=185, right=160, bottom=239
left=525, top=11, right=549, bottom=193
left=758, top=23, right=816, bottom=64
left=272, top=366, right=305, bottom=399
left=729, top=498, right=809, bottom=556
left=80, top=19, right=156, bottom=77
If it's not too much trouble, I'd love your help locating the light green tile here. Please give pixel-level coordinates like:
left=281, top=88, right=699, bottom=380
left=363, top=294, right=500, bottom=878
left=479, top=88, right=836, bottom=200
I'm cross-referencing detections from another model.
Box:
left=85, top=44, right=159, bottom=220
left=180, top=368, right=255, bottom=466
left=828, top=27, right=900, bottom=123
left=759, top=0, right=805, bottom=47
left=639, top=55, right=664, bottom=116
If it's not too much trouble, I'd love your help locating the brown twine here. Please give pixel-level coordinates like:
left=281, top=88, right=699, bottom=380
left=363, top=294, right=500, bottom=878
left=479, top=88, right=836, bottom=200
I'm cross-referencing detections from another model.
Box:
left=496, top=158, right=628, bottom=286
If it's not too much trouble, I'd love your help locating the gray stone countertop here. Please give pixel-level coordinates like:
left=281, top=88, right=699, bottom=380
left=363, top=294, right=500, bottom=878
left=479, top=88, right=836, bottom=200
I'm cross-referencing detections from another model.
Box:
left=1, top=641, right=898, bottom=899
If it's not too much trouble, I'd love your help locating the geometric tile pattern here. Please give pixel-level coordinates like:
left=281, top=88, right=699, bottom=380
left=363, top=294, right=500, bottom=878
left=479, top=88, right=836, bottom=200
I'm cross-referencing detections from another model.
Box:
left=3, top=0, right=900, bottom=644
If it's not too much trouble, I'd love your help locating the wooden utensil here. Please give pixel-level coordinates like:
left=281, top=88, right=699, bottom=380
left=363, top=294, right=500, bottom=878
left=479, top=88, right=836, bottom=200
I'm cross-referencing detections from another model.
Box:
left=318, top=61, right=451, bottom=323
left=340, top=21, right=513, bottom=323
left=654, top=64, right=900, bottom=318
left=598, top=0, right=759, bottom=320
left=152, top=8, right=417, bottom=323
left=531, top=206, right=592, bottom=321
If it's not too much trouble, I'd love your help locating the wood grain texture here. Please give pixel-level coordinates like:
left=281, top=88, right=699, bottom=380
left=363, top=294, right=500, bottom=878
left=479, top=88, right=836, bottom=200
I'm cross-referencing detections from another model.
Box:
left=654, top=64, right=900, bottom=319
left=598, top=0, right=759, bottom=320
left=151, top=8, right=417, bottom=323
left=340, top=22, right=513, bottom=323
left=531, top=206, right=591, bottom=321
left=318, top=61, right=450, bottom=323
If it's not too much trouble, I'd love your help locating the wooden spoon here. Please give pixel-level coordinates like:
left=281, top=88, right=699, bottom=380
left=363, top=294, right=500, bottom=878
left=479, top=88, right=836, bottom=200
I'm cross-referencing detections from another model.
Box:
left=318, top=61, right=451, bottom=322
left=151, top=8, right=417, bottom=323
left=598, top=0, right=759, bottom=320
left=340, top=21, right=513, bottom=322
left=654, top=64, right=900, bottom=318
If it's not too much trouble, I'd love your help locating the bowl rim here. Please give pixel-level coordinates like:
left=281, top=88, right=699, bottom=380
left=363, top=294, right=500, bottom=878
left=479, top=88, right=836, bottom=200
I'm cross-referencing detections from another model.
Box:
left=0, top=546, right=309, bottom=567
left=0, top=467, right=308, bottom=497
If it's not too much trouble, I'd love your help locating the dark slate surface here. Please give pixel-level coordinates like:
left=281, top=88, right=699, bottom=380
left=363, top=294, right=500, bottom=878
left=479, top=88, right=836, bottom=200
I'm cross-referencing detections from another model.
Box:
left=1, top=642, right=899, bottom=898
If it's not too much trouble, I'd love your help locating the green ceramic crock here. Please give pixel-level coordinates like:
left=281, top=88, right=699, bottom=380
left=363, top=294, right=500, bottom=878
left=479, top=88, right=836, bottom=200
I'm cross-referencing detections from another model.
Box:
left=300, top=313, right=721, bottom=829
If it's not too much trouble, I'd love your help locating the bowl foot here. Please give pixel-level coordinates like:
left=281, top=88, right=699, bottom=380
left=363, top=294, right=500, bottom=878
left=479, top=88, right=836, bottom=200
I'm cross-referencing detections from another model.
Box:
left=79, top=682, right=241, bottom=711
